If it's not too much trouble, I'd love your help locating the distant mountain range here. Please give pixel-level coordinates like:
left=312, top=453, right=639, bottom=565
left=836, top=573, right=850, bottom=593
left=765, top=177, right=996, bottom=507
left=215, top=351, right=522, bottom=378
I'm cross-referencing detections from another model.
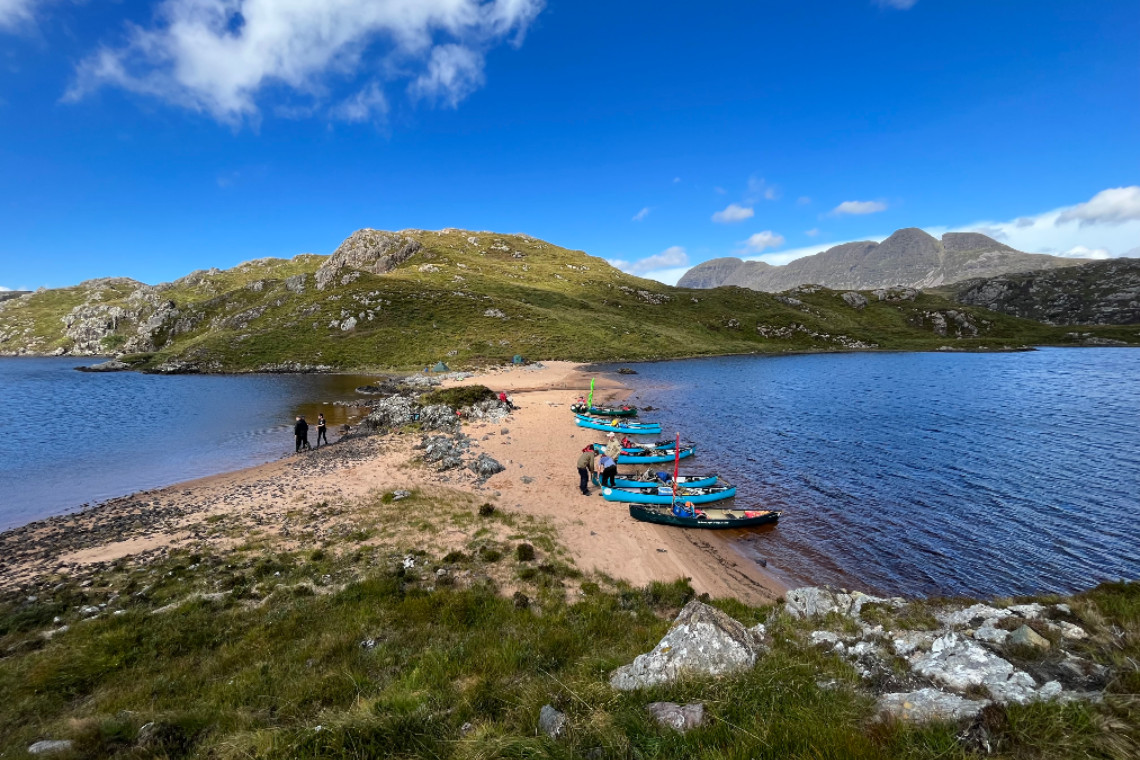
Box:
left=677, top=228, right=1091, bottom=292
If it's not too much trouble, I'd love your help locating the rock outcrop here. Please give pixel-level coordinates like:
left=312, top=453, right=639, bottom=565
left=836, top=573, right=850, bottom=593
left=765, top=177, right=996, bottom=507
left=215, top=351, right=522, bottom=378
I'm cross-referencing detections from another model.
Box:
left=315, top=229, right=422, bottom=290
left=951, top=258, right=1140, bottom=325
left=609, top=600, right=765, bottom=690
left=677, top=229, right=1091, bottom=292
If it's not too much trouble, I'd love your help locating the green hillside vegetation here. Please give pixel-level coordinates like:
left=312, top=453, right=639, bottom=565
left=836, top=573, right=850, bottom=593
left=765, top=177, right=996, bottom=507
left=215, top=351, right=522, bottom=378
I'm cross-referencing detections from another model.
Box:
left=1, top=229, right=1136, bottom=371
left=1, top=509, right=1137, bottom=760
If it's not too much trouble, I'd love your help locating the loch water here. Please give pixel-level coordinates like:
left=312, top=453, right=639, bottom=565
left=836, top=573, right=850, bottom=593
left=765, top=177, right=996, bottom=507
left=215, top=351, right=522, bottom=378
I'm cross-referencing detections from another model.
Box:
left=605, top=348, right=1140, bottom=598
left=0, top=358, right=377, bottom=532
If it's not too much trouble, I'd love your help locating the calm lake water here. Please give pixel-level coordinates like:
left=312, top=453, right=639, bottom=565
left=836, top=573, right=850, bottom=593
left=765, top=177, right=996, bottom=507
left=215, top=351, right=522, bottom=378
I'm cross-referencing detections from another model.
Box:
left=0, top=358, right=379, bottom=531
left=606, top=348, right=1140, bottom=598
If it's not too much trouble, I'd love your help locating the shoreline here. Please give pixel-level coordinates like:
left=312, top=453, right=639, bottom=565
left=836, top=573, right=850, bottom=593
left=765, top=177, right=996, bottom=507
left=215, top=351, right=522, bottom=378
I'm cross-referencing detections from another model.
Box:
left=0, top=360, right=787, bottom=605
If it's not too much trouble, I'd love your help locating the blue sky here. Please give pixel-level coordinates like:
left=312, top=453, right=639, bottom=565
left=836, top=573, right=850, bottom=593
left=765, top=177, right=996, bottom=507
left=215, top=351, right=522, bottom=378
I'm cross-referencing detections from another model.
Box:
left=1, top=0, right=1138, bottom=290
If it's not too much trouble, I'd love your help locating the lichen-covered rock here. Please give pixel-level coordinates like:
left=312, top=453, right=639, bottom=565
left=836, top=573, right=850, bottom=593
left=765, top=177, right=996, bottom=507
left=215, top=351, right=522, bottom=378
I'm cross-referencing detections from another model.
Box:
left=1009, top=624, right=1051, bottom=650
left=538, top=704, right=566, bottom=739
left=469, top=453, right=505, bottom=482
left=784, top=587, right=852, bottom=618
left=646, top=702, right=706, bottom=733
left=877, top=688, right=989, bottom=723
left=841, top=291, right=868, bottom=309
left=315, top=229, right=422, bottom=290
left=912, top=633, right=1041, bottom=704
left=610, top=601, right=763, bottom=690
left=27, top=740, right=74, bottom=756
left=360, top=396, right=418, bottom=431
left=936, top=604, right=1011, bottom=629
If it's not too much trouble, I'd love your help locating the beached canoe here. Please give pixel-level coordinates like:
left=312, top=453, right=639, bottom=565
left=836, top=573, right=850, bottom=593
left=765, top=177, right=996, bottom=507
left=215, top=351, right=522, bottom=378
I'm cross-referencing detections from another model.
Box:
left=613, top=446, right=694, bottom=464
left=571, top=403, right=638, bottom=417
left=574, top=414, right=662, bottom=435
left=612, top=473, right=719, bottom=489
left=602, top=484, right=736, bottom=505
left=628, top=504, right=782, bottom=529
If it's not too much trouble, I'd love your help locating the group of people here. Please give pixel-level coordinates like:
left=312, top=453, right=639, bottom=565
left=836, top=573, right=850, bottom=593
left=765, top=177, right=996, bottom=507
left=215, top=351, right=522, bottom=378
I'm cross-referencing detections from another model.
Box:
left=293, top=413, right=328, bottom=452
left=576, top=431, right=623, bottom=495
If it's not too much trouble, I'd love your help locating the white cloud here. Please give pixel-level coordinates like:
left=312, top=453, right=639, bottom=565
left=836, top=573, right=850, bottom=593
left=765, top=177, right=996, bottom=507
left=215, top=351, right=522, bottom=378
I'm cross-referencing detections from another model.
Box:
left=737, top=231, right=785, bottom=254
left=0, top=0, right=38, bottom=30
left=804, top=228, right=821, bottom=237
left=65, top=0, right=544, bottom=124
left=875, top=0, right=918, bottom=9
left=608, top=246, right=688, bottom=277
left=635, top=265, right=690, bottom=286
left=743, top=238, right=888, bottom=267
left=631, top=207, right=651, bottom=222
left=796, top=196, right=812, bottom=206
left=1055, top=186, right=1140, bottom=226
left=711, top=203, right=754, bottom=224
left=672, top=177, right=681, bottom=183
left=951, top=186, right=1140, bottom=259
left=831, top=200, right=888, bottom=216
left=0, top=284, right=11, bottom=291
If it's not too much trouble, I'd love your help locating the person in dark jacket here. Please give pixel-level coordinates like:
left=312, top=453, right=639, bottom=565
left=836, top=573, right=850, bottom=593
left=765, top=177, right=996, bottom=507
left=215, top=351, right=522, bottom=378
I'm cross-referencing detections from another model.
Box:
left=576, top=446, right=597, bottom=495
left=316, top=413, right=328, bottom=447
left=294, top=416, right=310, bottom=452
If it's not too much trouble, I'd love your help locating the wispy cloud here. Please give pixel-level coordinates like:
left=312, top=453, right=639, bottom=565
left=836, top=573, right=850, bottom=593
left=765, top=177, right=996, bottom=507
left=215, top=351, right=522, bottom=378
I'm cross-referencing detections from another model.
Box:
left=0, top=0, right=39, bottom=30
left=609, top=245, right=689, bottom=277
left=796, top=196, right=812, bottom=206
left=746, top=176, right=780, bottom=202
left=711, top=203, right=754, bottom=224
left=875, top=0, right=918, bottom=9
left=64, top=0, right=544, bottom=125
left=804, top=228, right=821, bottom=237
left=631, top=207, right=651, bottom=222
left=831, top=200, right=888, bottom=216
left=737, top=231, right=785, bottom=254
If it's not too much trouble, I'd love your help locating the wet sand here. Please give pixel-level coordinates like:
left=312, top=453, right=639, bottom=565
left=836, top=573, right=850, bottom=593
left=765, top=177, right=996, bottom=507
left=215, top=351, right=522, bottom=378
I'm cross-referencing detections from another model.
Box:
left=0, top=361, right=786, bottom=605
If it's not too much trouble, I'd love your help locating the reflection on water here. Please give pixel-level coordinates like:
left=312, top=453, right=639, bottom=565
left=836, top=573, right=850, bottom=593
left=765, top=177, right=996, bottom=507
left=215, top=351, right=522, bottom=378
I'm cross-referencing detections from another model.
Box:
left=606, top=349, right=1140, bottom=597
left=0, top=358, right=380, bottom=531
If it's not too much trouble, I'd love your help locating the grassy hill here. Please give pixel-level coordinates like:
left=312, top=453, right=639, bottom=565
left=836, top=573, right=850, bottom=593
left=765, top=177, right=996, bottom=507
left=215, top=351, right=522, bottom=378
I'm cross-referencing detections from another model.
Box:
left=1, top=229, right=1136, bottom=372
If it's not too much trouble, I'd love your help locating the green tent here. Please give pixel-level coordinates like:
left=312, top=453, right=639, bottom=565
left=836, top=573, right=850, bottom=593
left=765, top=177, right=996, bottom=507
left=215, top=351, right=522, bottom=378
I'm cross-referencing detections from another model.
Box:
left=432, top=361, right=450, bottom=373
left=512, top=355, right=525, bottom=365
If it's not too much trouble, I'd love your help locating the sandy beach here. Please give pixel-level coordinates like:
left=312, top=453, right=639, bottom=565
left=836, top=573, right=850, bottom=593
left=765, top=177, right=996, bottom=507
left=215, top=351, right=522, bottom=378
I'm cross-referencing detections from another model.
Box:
left=0, top=361, right=786, bottom=604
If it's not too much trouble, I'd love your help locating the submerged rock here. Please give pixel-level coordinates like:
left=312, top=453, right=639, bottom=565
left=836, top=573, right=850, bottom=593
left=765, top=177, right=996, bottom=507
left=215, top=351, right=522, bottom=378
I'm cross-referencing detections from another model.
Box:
left=610, top=600, right=764, bottom=690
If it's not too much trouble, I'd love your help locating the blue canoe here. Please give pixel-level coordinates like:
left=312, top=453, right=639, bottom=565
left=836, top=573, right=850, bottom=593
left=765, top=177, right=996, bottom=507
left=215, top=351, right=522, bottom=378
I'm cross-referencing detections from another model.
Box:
left=612, top=474, right=720, bottom=489
left=612, top=446, right=695, bottom=464
left=575, top=414, right=662, bottom=435
left=592, top=439, right=692, bottom=455
left=602, top=484, right=737, bottom=505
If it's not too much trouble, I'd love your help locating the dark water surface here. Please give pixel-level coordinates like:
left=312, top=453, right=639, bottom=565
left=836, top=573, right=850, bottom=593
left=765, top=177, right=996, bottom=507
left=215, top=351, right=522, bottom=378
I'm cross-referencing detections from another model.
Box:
left=606, top=348, right=1140, bottom=598
left=0, top=358, right=379, bottom=531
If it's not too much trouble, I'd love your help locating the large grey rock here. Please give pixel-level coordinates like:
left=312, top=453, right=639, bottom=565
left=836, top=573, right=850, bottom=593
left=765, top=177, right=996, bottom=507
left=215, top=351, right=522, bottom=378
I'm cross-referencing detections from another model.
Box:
left=469, top=453, right=505, bottom=482
left=1009, top=625, right=1050, bottom=650
left=912, top=633, right=1041, bottom=704
left=360, top=396, right=418, bottom=430
left=538, top=704, right=566, bottom=739
left=784, top=587, right=852, bottom=618
left=936, top=604, right=1011, bottom=629
left=28, top=740, right=74, bottom=755
left=610, top=600, right=763, bottom=690
left=841, top=291, right=868, bottom=309
left=877, top=688, right=989, bottom=724
left=646, top=702, right=706, bottom=733
left=315, top=229, right=423, bottom=290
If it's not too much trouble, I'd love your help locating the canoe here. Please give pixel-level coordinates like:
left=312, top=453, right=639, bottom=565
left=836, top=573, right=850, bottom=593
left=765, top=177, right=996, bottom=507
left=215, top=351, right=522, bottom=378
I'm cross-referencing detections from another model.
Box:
left=571, top=403, right=638, bottom=417
left=614, top=446, right=694, bottom=464
left=628, top=504, right=782, bottom=529
left=592, top=439, right=691, bottom=455
left=612, top=473, right=720, bottom=489
left=575, top=414, right=662, bottom=435
left=603, top=484, right=736, bottom=505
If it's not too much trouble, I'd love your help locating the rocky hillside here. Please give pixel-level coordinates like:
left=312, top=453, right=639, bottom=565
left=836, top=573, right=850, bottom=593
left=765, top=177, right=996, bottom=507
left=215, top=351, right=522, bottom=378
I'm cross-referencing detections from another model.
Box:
left=950, top=258, right=1140, bottom=325
left=677, top=228, right=1090, bottom=292
left=0, top=228, right=1134, bottom=371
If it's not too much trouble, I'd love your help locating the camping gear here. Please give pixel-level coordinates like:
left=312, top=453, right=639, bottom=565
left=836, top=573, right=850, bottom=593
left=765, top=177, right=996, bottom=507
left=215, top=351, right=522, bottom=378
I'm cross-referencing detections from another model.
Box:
left=627, top=504, right=782, bottom=529
left=611, top=473, right=719, bottom=489
left=574, top=414, right=661, bottom=435
left=570, top=403, right=638, bottom=417
left=612, top=446, right=695, bottom=464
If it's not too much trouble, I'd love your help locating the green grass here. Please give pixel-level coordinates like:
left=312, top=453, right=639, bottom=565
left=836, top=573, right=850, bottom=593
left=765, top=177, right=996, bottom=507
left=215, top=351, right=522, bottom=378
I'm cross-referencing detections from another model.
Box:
left=4, top=228, right=1135, bottom=370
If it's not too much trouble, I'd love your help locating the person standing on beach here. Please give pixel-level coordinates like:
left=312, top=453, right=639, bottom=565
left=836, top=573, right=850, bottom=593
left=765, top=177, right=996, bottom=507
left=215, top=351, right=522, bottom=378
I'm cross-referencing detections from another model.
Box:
left=316, top=413, right=328, bottom=447
left=576, top=446, right=597, bottom=496
left=597, top=452, right=618, bottom=489
left=294, top=416, right=310, bottom=452
left=604, top=432, right=623, bottom=460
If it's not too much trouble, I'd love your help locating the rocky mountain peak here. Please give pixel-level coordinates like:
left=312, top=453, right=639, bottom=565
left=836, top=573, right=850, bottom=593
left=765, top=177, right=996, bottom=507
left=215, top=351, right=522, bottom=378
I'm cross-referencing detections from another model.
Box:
left=315, top=229, right=423, bottom=290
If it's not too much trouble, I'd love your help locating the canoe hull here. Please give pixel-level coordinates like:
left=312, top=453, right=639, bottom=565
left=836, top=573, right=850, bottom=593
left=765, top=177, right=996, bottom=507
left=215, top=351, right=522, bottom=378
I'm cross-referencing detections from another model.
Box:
left=628, top=504, right=782, bottom=529
left=602, top=485, right=736, bottom=505
left=571, top=404, right=637, bottom=417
